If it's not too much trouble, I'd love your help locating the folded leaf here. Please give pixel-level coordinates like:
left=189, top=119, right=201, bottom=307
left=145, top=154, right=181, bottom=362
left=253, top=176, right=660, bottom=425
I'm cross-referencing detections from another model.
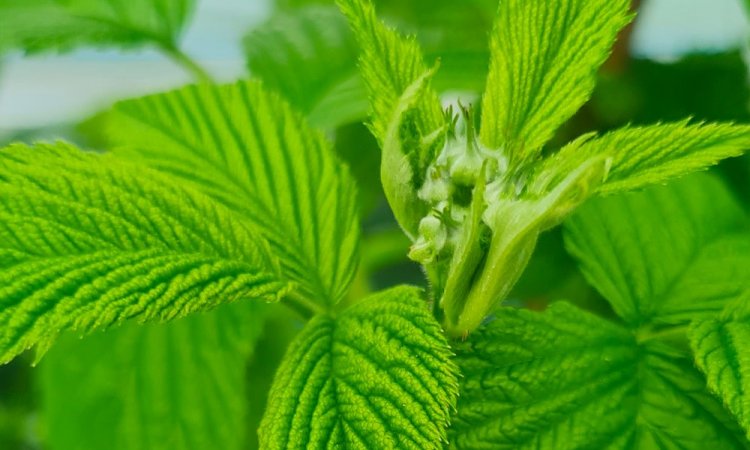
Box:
left=106, top=81, right=359, bottom=307
left=336, top=0, right=443, bottom=148
left=338, top=0, right=445, bottom=237
left=41, top=301, right=267, bottom=450
left=479, top=0, right=632, bottom=164
left=259, top=286, right=458, bottom=449
left=564, top=173, right=749, bottom=327
left=0, top=0, right=194, bottom=54
left=0, top=142, right=287, bottom=364
left=452, top=303, right=745, bottom=449
left=543, top=121, right=750, bottom=195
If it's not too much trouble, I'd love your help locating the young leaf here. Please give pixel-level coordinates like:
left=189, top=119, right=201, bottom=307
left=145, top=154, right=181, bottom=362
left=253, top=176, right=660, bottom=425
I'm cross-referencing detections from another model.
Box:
left=259, top=286, right=458, bottom=449
left=542, top=121, right=750, bottom=195
left=451, top=302, right=745, bottom=449
left=0, top=0, right=194, bottom=54
left=479, top=0, right=632, bottom=164
left=564, top=173, right=749, bottom=327
left=105, top=81, right=359, bottom=307
left=337, top=0, right=445, bottom=238
left=244, top=6, right=361, bottom=125
left=336, top=0, right=443, bottom=148
left=0, top=141, right=288, bottom=364
left=41, top=301, right=267, bottom=450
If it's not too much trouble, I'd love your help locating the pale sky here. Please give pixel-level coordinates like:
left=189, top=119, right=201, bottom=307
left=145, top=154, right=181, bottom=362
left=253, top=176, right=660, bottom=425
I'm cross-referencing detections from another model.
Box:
left=0, top=0, right=748, bottom=133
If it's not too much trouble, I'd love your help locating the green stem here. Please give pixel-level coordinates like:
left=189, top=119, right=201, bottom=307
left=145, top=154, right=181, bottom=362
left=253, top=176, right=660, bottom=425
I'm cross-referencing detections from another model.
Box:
left=636, top=324, right=689, bottom=344
left=282, top=290, right=328, bottom=320
left=158, top=42, right=214, bottom=84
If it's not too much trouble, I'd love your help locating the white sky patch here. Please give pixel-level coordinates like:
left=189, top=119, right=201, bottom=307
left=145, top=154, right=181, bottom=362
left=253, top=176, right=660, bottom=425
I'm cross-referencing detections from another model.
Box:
left=0, top=0, right=270, bottom=132
left=631, top=0, right=749, bottom=62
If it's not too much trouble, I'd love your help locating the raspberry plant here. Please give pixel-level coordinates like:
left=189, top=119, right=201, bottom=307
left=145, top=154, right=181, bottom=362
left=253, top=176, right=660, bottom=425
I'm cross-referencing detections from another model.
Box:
left=3, top=0, right=750, bottom=449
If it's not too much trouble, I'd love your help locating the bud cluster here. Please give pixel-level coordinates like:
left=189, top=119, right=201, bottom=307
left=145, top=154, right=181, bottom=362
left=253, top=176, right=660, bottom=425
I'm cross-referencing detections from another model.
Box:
left=408, top=106, right=508, bottom=266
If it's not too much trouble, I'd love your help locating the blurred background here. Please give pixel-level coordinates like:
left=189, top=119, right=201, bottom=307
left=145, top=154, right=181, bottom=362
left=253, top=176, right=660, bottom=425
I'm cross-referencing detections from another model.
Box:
left=2, top=0, right=750, bottom=448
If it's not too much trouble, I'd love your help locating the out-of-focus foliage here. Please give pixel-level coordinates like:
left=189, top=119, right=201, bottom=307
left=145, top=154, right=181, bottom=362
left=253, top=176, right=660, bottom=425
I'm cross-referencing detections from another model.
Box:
left=42, top=302, right=267, bottom=450
left=0, top=0, right=195, bottom=54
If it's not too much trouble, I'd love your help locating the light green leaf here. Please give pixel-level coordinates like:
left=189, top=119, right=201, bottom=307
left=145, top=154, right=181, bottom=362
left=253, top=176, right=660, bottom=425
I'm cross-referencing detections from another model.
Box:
left=244, top=6, right=360, bottom=124
left=336, top=0, right=443, bottom=147
left=691, top=312, right=750, bottom=439
left=41, top=301, right=266, bottom=450
left=479, top=0, right=632, bottom=164
left=541, top=121, right=750, bottom=195
left=444, top=155, right=610, bottom=337
left=564, top=173, right=749, bottom=327
left=259, top=286, right=459, bottom=449
left=0, top=141, right=287, bottom=364
left=0, top=0, right=194, bottom=54
left=451, top=302, right=745, bottom=449
left=337, top=0, right=445, bottom=237
left=105, top=81, right=359, bottom=307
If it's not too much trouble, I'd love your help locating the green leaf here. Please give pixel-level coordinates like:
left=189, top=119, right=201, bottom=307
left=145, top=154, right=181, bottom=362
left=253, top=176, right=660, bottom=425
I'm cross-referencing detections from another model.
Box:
left=542, top=121, right=750, bottom=195
left=0, top=0, right=194, bottom=54
left=690, top=291, right=750, bottom=440
left=244, top=6, right=360, bottom=124
left=105, top=81, right=359, bottom=307
left=691, top=311, right=750, bottom=439
left=564, top=173, right=749, bottom=327
left=41, top=301, right=266, bottom=450
left=479, top=0, right=632, bottom=164
left=451, top=302, right=745, bottom=449
left=0, top=141, right=287, bottom=364
left=337, top=0, right=445, bottom=238
left=259, top=286, right=459, bottom=449
left=336, top=0, right=443, bottom=147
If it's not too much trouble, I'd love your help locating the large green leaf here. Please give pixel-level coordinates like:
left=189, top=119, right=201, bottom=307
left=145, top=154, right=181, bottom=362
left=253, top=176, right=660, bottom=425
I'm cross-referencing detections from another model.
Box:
left=259, top=286, right=459, bottom=449
left=41, top=301, right=266, bottom=450
left=0, top=0, right=194, bottom=54
left=564, top=174, right=749, bottom=327
left=540, top=121, right=750, bottom=195
left=479, top=0, right=632, bottom=164
left=105, top=81, right=359, bottom=307
left=0, top=141, right=287, bottom=364
left=451, top=302, right=745, bottom=449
